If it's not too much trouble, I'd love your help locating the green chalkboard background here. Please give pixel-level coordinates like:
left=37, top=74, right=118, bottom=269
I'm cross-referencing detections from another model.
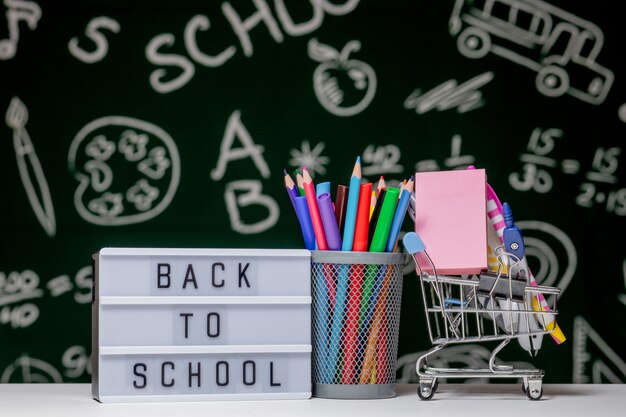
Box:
left=1, top=0, right=625, bottom=384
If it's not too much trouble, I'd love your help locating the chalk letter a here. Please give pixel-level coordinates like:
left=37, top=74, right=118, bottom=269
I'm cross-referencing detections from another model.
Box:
left=211, top=110, right=270, bottom=180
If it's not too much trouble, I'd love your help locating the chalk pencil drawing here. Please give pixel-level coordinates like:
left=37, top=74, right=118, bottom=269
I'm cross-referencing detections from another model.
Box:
left=573, top=316, right=626, bottom=383
left=0, top=0, right=41, bottom=60
left=1, top=354, right=63, bottom=383
left=404, top=72, right=494, bottom=115
left=308, top=38, right=376, bottom=117
left=289, top=140, right=329, bottom=177
left=450, top=0, right=613, bottom=105
left=5, top=97, right=56, bottom=237
left=396, top=345, right=533, bottom=383
left=516, top=220, right=576, bottom=296
left=68, top=116, right=180, bottom=226
left=67, top=16, right=120, bottom=63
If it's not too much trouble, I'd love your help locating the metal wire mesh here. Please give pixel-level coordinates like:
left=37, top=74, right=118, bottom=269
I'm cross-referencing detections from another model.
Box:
left=311, top=252, right=404, bottom=388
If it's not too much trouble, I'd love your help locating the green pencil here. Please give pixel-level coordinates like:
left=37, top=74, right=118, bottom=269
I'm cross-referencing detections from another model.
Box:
left=369, top=188, right=400, bottom=252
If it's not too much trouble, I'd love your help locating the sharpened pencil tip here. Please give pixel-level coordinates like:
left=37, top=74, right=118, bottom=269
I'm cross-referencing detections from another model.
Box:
left=283, top=169, right=288, bottom=176
left=356, top=156, right=361, bottom=164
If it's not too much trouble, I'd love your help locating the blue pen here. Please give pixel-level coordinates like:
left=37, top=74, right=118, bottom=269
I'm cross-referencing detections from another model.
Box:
left=385, top=177, right=414, bottom=252
left=502, top=202, right=525, bottom=260
left=342, top=156, right=362, bottom=251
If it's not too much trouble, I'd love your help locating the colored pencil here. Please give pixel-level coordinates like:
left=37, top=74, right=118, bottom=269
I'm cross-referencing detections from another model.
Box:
left=341, top=264, right=363, bottom=383
left=369, top=190, right=377, bottom=219
left=360, top=264, right=393, bottom=383
left=368, top=188, right=386, bottom=246
left=328, top=262, right=349, bottom=381
left=352, top=183, right=372, bottom=251
left=313, top=264, right=330, bottom=382
left=341, top=156, right=362, bottom=251
left=295, top=170, right=305, bottom=196
left=357, top=264, right=384, bottom=379
left=302, top=168, right=328, bottom=250
left=335, top=185, right=349, bottom=236
left=283, top=169, right=299, bottom=213
left=376, top=176, right=386, bottom=197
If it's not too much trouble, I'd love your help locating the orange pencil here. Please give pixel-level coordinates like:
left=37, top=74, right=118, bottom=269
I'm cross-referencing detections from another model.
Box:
left=302, top=168, right=328, bottom=250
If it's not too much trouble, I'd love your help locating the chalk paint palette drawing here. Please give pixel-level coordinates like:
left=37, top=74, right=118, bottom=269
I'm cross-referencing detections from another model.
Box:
left=68, top=116, right=180, bottom=226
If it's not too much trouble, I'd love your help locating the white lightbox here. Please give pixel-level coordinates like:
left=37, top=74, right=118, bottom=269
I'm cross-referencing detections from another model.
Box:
left=92, top=248, right=312, bottom=402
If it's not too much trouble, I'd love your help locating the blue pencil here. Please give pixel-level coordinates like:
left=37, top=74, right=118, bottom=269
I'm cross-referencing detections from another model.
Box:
left=313, top=268, right=330, bottom=382
left=327, top=263, right=349, bottom=380
left=341, top=156, right=362, bottom=251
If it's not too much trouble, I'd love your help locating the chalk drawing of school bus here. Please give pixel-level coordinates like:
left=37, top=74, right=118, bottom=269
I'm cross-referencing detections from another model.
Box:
left=449, top=0, right=613, bottom=105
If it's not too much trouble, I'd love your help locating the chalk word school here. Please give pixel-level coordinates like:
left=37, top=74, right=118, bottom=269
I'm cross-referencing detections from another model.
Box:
left=92, top=248, right=311, bottom=402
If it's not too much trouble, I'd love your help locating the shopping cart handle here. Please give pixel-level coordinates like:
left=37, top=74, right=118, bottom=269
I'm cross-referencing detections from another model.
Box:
left=403, top=232, right=426, bottom=254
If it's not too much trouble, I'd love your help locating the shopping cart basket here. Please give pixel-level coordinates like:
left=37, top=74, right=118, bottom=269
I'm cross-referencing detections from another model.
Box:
left=403, top=232, right=561, bottom=400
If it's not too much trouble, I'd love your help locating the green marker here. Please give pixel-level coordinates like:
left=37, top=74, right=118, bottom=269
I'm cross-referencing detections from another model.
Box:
left=369, top=187, right=400, bottom=252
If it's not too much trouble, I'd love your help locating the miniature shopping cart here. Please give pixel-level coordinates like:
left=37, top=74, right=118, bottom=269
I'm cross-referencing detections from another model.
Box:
left=403, top=232, right=561, bottom=401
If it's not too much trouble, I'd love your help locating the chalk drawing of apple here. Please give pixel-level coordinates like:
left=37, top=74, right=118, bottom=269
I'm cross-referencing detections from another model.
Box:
left=308, top=38, right=377, bottom=117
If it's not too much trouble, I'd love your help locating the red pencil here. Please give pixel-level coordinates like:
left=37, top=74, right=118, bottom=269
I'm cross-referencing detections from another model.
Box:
left=302, top=168, right=328, bottom=250
left=352, top=183, right=372, bottom=251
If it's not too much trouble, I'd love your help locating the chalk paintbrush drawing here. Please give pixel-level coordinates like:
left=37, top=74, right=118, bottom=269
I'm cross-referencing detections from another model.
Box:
left=5, top=97, right=56, bottom=237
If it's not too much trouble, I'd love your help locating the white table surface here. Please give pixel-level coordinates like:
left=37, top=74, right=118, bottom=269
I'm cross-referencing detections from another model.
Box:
left=0, top=383, right=623, bottom=417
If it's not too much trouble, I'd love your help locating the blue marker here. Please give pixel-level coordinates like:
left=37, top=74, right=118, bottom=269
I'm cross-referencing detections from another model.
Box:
left=316, top=181, right=331, bottom=197
left=502, top=202, right=525, bottom=260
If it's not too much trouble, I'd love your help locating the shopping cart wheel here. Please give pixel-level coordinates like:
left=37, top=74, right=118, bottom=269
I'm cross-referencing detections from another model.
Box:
left=526, top=379, right=543, bottom=400
left=417, top=379, right=436, bottom=400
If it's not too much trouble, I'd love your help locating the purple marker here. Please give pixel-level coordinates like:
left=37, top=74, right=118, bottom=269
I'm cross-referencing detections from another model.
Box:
left=295, top=196, right=316, bottom=250
left=318, top=193, right=342, bottom=251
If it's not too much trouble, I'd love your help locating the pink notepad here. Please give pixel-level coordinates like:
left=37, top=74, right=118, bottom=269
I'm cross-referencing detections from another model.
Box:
left=414, top=169, right=487, bottom=274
